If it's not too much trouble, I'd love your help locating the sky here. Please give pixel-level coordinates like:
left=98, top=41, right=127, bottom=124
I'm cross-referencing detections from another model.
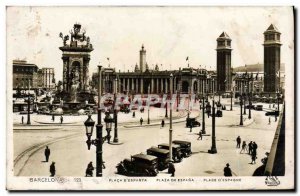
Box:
left=6, top=6, right=294, bottom=81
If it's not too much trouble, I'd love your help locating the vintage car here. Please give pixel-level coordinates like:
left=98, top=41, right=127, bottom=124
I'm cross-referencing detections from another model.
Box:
left=265, top=110, right=279, bottom=116
left=186, top=117, right=201, bottom=128
left=172, top=140, right=192, bottom=157
left=246, top=105, right=256, bottom=109
left=116, top=154, right=159, bottom=176
left=157, top=143, right=183, bottom=163
left=255, top=105, right=263, bottom=111
left=146, top=147, right=170, bottom=170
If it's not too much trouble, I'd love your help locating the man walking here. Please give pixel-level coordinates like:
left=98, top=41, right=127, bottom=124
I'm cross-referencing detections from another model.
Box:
left=161, top=119, right=165, bottom=128
left=252, top=142, right=258, bottom=154
left=44, top=146, right=51, bottom=162
left=268, top=117, right=271, bottom=125
left=21, top=116, right=24, bottom=124
left=52, top=114, right=55, bottom=122
left=60, top=115, right=63, bottom=124
left=240, top=141, right=248, bottom=154
left=140, top=117, right=143, bottom=126
left=50, top=162, right=56, bottom=177
left=198, top=131, right=203, bottom=140
left=251, top=151, right=257, bottom=164
left=248, top=141, right=253, bottom=155
left=132, top=111, right=135, bottom=118
left=236, top=136, right=241, bottom=148
left=224, top=163, right=232, bottom=177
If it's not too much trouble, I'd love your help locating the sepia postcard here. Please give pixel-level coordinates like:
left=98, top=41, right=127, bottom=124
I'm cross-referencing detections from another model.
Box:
left=6, top=6, right=295, bottom=190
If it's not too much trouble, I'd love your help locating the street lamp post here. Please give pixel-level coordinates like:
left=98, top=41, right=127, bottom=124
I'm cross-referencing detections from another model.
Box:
left=165, top=99, right=168, bottom=118
left=113, top=78, right=119, bottom=143
left=208, top=94, right=217, bottom=154
left=230, top=91, right=233, bottom=111
left=277, top=91, right=280, bottom=112
left=147, top=86, right=150, bottom=124
left=243, top=93, right=247, bottom=115
left=96, top=65, right=103, bottom=176
left=169, top=73, right=174, bottom=162
left=201, top=96, right=206, bottom=134
left=248, top=92, right=252, bottom=119
left=27, top=79, right=31, bottom=125
left=240, top=96, right=243, bottom=126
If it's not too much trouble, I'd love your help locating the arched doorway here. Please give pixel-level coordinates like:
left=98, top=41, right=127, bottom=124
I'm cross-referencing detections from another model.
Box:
left=182, top=81, right=189, bottom=93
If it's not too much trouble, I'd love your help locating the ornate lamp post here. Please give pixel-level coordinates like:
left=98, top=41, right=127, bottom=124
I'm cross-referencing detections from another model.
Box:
left=113, top=78, right=119, bottom=143
left=240, top=96, right=243, bottom=126
left=169, top=73, right=174, bottom=162
left=208, top=92, right=217, bottom=154
left=84, top=114, right=106, bottom=177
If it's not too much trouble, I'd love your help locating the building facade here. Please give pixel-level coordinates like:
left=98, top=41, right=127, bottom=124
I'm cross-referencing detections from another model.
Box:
left=37, top=68, right=55, bottom=90
left=13, top=60, right=39, bottom=90
left=92, top=45, right=218, bottom=96
left=216, top=32, right=232, bottom=93
left=263, top=24, right=281, bottom=93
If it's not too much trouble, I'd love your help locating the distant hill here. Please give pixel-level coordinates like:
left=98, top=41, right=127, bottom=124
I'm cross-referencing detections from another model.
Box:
left=233, top=63, right=285, bottom=72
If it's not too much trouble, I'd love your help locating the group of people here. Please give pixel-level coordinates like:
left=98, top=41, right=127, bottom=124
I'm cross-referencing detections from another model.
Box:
left=236, top=136, right=258, bottom=164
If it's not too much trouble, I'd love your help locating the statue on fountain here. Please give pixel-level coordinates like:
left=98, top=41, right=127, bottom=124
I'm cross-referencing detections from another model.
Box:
left=70, top=69, right=80, bottom=102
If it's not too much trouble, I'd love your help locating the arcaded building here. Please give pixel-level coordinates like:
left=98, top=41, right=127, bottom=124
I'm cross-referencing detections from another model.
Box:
left=92, top=45, right=217, bottom=96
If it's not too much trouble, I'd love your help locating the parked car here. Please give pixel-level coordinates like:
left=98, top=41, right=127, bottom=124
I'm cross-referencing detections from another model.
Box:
left=255, top=105, right=263, bottom=111
left=172, top=140, right=192, bottom=157
left=116, top=154, right=158, bottom=176
left=246, top=105, right=256, bottom=109
left=146, top=147, right=170, bottom=170
left=157, top=143, right=183, bottom=163
left=186, top=117, right=201, bottom=128
left=265, top=110, right=279, bottom=116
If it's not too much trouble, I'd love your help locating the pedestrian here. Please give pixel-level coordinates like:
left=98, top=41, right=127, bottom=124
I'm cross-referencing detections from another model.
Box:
left=251, top=151, right=257, bottom=164
left=140, top=117, right=143, bottom=126
left=275, top=115, right=277, bottom=122
left=52, top=114, right=55, bottom=122
left=236, top=136, right=241, bottom=148
left=198, top=131, right=203, bottom=140
left=21, top=116, right=24, bottom=124
left=268, top=117, right=271, bottom=125
left=224, top=163, right=232, bottom=177
left=252, top=142, right=258, bottom=154
left=44, top=146, right=51, bottom=162
left=161, top=119, right=165, bottom=128
left=248, top=141, right=253, bottom=155
left=60, top=115, right=63, bottom=124
left=240, top=141, right=248, bottom=154
left=50, top=162, right=56, bottom=177
left=168, top=162, right=175, bottom=177
left=132, top=111, right=135, bottom=118
left=85, top=161, right=94, bottom=177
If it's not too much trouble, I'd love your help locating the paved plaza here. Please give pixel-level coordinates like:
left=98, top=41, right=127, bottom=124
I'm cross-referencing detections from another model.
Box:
left=13, top=99, right=280, bottom=177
